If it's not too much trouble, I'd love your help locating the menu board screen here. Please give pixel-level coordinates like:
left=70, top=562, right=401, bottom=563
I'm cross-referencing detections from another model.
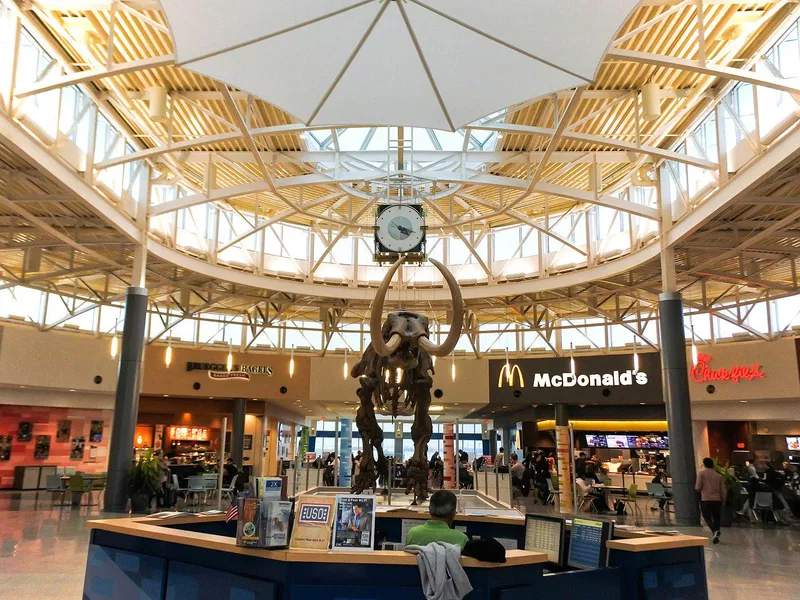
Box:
left=585, top=434, right=607, bottom=447
left=606, top=435, right=629, bottom=449
left=787, top=437, right=800, bottom=451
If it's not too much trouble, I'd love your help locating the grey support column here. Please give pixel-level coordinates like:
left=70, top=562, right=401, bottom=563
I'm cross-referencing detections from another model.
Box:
left=555, top=404, right=569, bottom=427
left=104, top=287, right=148, bottom=512
left=659, top=292, right=700, bottom=526
left=231, top=398, right=247, bottom=469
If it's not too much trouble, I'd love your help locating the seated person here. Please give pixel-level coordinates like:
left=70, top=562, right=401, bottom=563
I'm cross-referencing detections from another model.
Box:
left=405, top=490, right=469, bottom=548
left=458, top=456, right=474, bottom=489
left=576, top=474, right=611, bottom=514
left=509, top=453, right=529, bottom=497
left=649, top=468, right=672, bottom=511
left=223, top=457, right=238, bottom=485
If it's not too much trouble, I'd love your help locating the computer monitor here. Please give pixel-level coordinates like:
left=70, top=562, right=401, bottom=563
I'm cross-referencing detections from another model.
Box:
left=524, top=514, right=565, bottom=565
left=585, top=434, right=607, bottom=448
left=567, top=518, right=614, bottom=570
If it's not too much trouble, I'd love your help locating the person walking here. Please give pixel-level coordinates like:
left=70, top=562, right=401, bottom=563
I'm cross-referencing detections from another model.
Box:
left=696, top=457, right=726, bottom=544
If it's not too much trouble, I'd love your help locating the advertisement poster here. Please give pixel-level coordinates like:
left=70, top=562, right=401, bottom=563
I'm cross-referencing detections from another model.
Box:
left=290, top=494, right=336, bottom=550
left=339, top=418, right=352, bottom=488
left=0, top=435, right=11, bottom=460
left=17, top=422, right=33, bottom=442
left=34, top=435, right=51, bottom=459
left=70, top=437, right=85, bottom=460
left=555, top=425, right=573, bottom=515
left=154, top=425, right=164, bottom=451
left=89, top=421, right=104, bottom=443
left=244, top=435, right=253, bottom=451
left=332, top=494, right=376, bottom=552
left=56, top=420, right=72, bottom=443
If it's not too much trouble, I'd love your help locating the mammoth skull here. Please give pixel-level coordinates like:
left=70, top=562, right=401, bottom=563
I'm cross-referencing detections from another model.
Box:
left=370, top=256, right=464, bottom=358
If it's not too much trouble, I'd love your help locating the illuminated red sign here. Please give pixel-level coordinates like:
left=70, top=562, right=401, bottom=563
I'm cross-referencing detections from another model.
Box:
left=690, top=353, right=765, bottom=383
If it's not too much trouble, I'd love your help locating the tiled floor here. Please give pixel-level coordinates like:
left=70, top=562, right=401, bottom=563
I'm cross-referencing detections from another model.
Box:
left=1, top=491, right=799, bottom=599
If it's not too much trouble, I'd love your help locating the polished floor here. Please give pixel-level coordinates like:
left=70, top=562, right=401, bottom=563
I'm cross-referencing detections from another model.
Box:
left=0, top=491, right=798, bottom=599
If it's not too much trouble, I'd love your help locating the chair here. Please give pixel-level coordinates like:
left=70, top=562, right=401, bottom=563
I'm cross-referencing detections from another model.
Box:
left=89, top=474, right=107, bottom=508
left=187, top=476, right=209, bottom=506
left=646, top=482, right=669, bottom=511
left=618, top=484, right=640, bottom=516
left=221, top=474, right=238, bottom=502
left=46, top=474, right=69, bottom=507
left=576, top=484, right=597, bottom=513
left=545, top=477, right=560, bottom=506
left=752, top=491, right=778, bottom=523
left=68, top=474, right=93, bottom=507
left=203, top=477, right=218, bottom=503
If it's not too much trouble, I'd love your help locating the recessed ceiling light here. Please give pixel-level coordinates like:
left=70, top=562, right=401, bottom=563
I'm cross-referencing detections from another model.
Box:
left=639, top=402, right=645, bottom=405
left=163, top=394, right=169, bottom=397
left=20, top=385, right=26, bottom=388
left=740, top=400, right=748, bottom=403
left=69, top=389, right=76, bottom=392
left=209, top=396, right=214, bottom=399
left=429, top=405, right=444, bottom=411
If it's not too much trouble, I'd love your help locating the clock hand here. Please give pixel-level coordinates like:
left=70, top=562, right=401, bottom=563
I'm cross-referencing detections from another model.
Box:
left=396, top=225, right=415, bottom=236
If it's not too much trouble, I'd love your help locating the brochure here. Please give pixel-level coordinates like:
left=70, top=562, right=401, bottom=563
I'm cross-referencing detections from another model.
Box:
left=332, top=494, right=376, bottom=552
left=260, top=501, right=292, bottom=548
left=290, top=495, right=336, bottom=550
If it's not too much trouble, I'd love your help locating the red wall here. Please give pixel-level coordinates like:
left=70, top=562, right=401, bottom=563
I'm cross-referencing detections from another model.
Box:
left=0, top=405, right=112, bottom=488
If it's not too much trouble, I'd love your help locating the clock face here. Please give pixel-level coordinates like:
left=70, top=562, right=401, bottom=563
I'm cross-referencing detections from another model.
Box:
left=376, top=205, right=425, bottom=253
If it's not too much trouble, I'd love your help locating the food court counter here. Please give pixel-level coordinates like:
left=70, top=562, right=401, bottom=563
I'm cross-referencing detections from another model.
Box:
left=82, top=514, right=709, bottom=600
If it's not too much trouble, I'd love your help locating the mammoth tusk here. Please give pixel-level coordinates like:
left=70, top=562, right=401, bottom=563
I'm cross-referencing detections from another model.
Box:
left=369, top=255, right=406, bottom=357
left=418, top=258, right=464, bottom=357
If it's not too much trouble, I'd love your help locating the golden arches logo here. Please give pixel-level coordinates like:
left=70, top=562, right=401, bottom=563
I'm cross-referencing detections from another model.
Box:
left=497, top=364, right=524, bottom=388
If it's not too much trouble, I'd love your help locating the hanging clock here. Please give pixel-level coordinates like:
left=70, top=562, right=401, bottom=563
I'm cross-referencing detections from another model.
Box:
left=374, top=204, right=426, bottom=261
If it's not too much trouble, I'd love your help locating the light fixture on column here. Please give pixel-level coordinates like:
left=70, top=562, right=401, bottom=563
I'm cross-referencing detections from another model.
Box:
left=633, top=339, right=639, bottom=373
left=691, top=322, right=699, bottom=367
left=110, top=333, right=119, bottom=359
left=504, top=347, right=512, bottom=385
left=165, top=337, right=173, bottom=368
left=147, top=85, right=168, bottom=123
left=226, top=340, right=233, bottom=372
left=570, top=343, right=576, bottom=376
left=641, top=81, right=661, bottom=122
left=289, top=345, right=295, bottom=378
left=396, top=368, right=403, bottom=383
left=385, top=368, right=391, bottom=383
left=343, top=348, right=348, bottom=380
left=451, top=353, right=456, bottom=382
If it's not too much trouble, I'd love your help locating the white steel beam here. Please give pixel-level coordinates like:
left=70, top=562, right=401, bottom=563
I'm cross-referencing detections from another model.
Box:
left=14, top=54, right=175, bottom=98
left=606, top=48, right=800, bottom=96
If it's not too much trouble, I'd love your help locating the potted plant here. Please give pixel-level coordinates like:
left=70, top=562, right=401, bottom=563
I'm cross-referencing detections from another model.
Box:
left=713, top=458, right=740, bottom=527
left=128, top=450, right=160, bottom=513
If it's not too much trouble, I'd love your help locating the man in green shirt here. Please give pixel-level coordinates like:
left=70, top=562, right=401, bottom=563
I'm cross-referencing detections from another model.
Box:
left=405, top=490, right=469, bottom=548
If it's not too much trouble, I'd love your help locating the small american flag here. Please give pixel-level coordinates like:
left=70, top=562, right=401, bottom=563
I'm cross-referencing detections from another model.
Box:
left=225, top=501, right=238, bottom=523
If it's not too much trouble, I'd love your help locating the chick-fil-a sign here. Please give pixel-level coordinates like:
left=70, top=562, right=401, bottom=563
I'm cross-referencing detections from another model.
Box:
left=690, top=353, right=765, bottom=383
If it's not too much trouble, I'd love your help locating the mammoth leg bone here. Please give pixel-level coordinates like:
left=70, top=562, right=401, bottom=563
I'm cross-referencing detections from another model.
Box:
left=352, top=378, right=387, bottom=494
left=405, top=377, right=433, bottom=504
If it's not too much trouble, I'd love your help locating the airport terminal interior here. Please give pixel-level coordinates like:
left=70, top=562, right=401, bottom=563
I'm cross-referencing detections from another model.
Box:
left=2, top=0, right=800, bottom=598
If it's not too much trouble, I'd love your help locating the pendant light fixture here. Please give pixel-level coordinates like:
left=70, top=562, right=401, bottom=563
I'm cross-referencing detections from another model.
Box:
left=691, top=322, right=699, bottom=367
left=226, top=340, right=234, bottom=372
left=451, top=353, right=456, bottom=382
left=165, top=337, right=173, bottom=368
left=343, top=348, right=348, bottom=380
left=396, top=368, right=403, bottom=384
left=289, top=345, right=295, bottom=378
left=504, top=347, right=512, bottom=385
left=632, top=339, right=639, bottom=373
left=110, top=333, right=119, bottom=359
left=570, top=343, right=576, bottom=376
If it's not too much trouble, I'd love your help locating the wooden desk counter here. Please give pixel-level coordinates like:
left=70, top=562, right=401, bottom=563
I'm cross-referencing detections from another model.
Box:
left=606, top=534, right=710, bottom=552
left=87, top=517, right=547, bottom=568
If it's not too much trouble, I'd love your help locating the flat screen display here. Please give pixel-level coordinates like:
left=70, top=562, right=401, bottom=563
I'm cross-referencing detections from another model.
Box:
left=627, top=435, right=651, bottom=448
left=585, top=434, right=607, bottom=447
left=606, top=435, right=629, bottom=449
left=788, top=437, right=800, bottom=451
left=567, top=518, right=614, bottom=570
left=524, top=515, right=565, bottom=565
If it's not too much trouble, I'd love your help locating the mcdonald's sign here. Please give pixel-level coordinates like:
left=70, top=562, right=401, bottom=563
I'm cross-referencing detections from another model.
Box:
left=497, top=364, right=524, bottom=388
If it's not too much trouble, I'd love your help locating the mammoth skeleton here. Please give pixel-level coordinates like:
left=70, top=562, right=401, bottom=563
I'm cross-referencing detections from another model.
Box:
left=350, top=256, right=463, bottom=503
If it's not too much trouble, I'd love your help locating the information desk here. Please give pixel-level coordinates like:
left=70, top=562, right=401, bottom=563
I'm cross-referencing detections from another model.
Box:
left=83, top=514, right=709, bottom=600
